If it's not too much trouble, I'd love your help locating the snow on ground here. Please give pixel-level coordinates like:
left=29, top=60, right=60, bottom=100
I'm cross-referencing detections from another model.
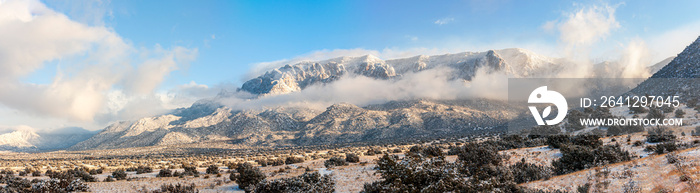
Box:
left=85, top=155, right=384, bottom=193
left=503, top=146, right=561, bottom=166
left=523, top=146, right=700, bottom=192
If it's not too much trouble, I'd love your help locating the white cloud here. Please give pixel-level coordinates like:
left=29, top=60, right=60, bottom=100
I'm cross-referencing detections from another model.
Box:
left=434, top=17, right=454, bottom=25
left=123, top=45, right=198, bottom=95
left=619, top=39, right=651, bottom=78
left=0, top=0, right=198, bottom=128
left=647, top=20, right=700, bottom=62
left=545, top=3, right=621, bottom=66
left=557, top=4, right=619, bottom=47
left=226, top=68, right=471, bottom=111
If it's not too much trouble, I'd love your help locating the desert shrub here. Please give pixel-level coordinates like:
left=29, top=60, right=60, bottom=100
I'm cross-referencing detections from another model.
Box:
left=567, top=109, right=587, bottom=131
left=227, top=162, right=239, bottom=170
left=31, top=170, right=42, bottom=177
left=257, top=159, right=269, bottom=167
left=647, top=127, right=676, bottom=143
left=324, top=157, right=347, bottom=168
left=104, top=175, right=115, bottom=182
left=687, top=98, right=698, bottom=108
left=363, top=153, right=518, bottom=192
left=552, top=144, right=595, bottom=175
left=662, top=105, right=675, bottom=113
left=629, top=106, right=647, bottom=114
left=456, top=142, right=505, bottom=169
left=253, top=172, right=334, bottom=193
left=365, top=148, right=380, bottom=156
left=654, top=142, right=678, bottom=154
left=0, top=174, right=31, bottom=191
left=421, top=145, right=444, bottom=157
left=607, top=126, right=623, bottom=136
left=593, top=144, right=632, bottom=164
left=632, top=140, right=644, bottom=146
left=546, top=135, right=571, bottom=149
left=206, top=165, right=220, bottom=174
left=231, top=163, right=266, bottom=192
left=285, top=157, right=305, bottom=165
left=182, top=165, right=198, bottom=176
left=345, top=153, right=360, bottom=163
left=157, top=168, right=173, bottom=177
left=448, top=136, right=544, bottom=155
left=646, top=107, right=665, bottom=119
left=136, top=165, right=153, bottom=174
left=592, top=107, right=613, bottom=118
left=0, top=173, right=91, bottom=192
left=570, top=135, right=603, bottom=148
left=269, top=159, right=284, bottom=166
left=552, top=144, right=631, bottom=175
left=1, top=169, right=15, bottom=175
left=500, top=135, right=547, bottom=150
left=363, top=154, right=466, bottom=192
left=33, top=178, right=90, bottom=192
left=48, top=168, right=96, bottom=182
left=88, top=168, right=103, bottom=175
left=408, top=145, right=423, bottom=154
left=112, top=169, right=127, bottom=180
left=447, top=146, right=461, bottom=155
left=510, top=158, right=553, bottom=183
left=530, top=125, right=561, bottom=136
left=665, top=153, right=679, bottom=164
left=675, top=109, right=685, bottom=118
left=577, top=183, right=591, bottom=193
left=644, top=145, right=656, bottom=152
left=148, top=183, right=198, bottom=193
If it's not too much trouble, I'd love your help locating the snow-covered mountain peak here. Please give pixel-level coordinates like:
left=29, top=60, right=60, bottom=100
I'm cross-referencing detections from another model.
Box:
left=239, top=48, right=563, bottom=96
left=0, top=129, right=40, bottom=148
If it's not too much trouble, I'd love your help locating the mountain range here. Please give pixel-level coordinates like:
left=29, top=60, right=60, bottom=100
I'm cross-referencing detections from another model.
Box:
left=240, top=48, right=568, bottom=96
left=3, top=42, right=688, bottom=151
left=0, top=127, right=96, bottom=151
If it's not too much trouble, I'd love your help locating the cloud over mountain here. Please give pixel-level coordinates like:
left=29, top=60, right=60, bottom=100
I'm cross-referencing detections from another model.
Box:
left=0, top=0, right=197, bottom=127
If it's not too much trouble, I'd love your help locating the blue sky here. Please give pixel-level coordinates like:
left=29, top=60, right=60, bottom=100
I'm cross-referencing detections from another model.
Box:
left=40, top=0, right=700, bottom=87
left=1, top=0, right=700, bottom=131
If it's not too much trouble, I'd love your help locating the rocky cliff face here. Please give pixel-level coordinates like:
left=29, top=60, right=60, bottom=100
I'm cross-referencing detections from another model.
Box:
left=650, top=36, right=700, bottom=79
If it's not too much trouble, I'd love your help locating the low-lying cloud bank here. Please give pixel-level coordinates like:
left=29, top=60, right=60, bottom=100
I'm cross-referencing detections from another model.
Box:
left=222, top=67, right=508, bottom=111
